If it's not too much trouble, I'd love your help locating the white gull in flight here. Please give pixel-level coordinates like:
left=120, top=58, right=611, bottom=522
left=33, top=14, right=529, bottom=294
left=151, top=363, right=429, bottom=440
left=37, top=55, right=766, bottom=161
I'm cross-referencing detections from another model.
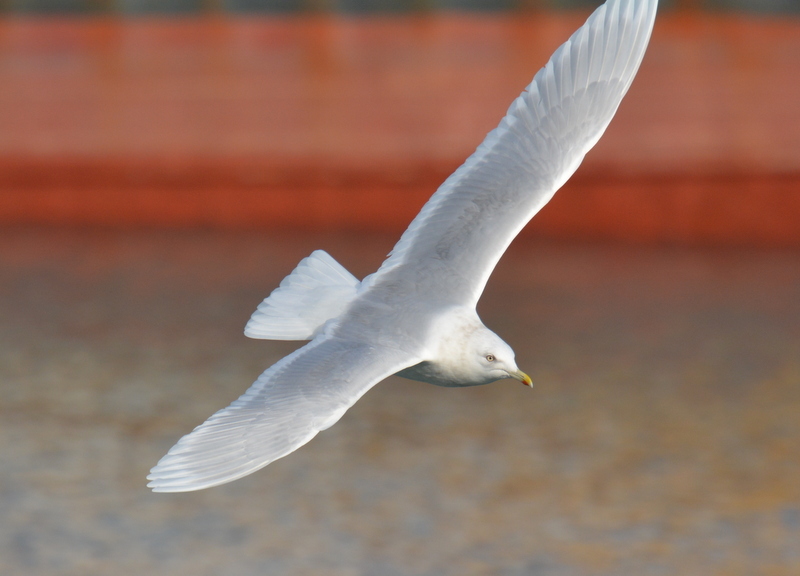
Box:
left=149, top=0, right=658, bottom=492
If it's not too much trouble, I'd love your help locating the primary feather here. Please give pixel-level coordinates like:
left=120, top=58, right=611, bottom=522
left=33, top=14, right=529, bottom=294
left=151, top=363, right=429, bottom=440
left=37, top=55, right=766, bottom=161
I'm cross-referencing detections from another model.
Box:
left=148, top=337, right=420, bottom=492
left=366, top=0, right=657, bottom=307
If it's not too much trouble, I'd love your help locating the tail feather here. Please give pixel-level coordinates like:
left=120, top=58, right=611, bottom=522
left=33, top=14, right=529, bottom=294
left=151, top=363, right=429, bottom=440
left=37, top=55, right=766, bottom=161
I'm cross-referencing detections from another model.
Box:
left=244, top=250, right=360, bottom=341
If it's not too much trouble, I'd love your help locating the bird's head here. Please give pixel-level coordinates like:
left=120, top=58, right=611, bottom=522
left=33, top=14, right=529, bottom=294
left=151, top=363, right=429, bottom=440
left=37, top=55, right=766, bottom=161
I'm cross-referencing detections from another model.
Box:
left=463, top=325, right=532, bottom=387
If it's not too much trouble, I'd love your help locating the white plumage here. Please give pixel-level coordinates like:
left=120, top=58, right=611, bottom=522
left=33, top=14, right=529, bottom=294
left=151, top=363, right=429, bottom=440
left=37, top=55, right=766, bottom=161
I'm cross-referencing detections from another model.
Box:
left=244, top=250, right=360, bottom=341
left=148, top=0, right=658, bottom=493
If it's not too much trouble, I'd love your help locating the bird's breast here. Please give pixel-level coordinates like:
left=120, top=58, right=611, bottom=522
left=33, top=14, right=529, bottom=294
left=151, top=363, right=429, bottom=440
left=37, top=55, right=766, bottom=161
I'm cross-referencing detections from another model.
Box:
left=395, top=361, right=477, bottom=388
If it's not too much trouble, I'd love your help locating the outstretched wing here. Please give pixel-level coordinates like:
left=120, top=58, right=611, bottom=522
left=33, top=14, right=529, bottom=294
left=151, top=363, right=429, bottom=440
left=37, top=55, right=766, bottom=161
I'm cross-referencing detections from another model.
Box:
left=148, top=336, right=419, bottom=492
left=367, top=0, right=658, bottom=307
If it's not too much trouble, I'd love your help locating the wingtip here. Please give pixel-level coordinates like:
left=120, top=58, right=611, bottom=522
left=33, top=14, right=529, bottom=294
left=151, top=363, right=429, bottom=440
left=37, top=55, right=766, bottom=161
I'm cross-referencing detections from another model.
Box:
left=146, top=465, right=228, bottom=493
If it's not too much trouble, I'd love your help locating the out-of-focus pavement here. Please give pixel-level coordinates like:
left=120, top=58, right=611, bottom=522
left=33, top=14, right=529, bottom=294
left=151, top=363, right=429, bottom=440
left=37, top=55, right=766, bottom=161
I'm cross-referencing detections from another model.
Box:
left=1, top=227, right=798, bottom=575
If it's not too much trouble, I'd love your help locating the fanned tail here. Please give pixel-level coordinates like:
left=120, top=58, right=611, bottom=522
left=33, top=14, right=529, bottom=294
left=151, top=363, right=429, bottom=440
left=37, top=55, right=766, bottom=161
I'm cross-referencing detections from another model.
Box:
left=245, top=250, right=360, bottom=341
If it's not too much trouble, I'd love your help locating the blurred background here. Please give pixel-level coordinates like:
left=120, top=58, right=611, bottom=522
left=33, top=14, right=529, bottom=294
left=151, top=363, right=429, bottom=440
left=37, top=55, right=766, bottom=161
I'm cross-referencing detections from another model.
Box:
left=1, top=0, right=799, bottom=575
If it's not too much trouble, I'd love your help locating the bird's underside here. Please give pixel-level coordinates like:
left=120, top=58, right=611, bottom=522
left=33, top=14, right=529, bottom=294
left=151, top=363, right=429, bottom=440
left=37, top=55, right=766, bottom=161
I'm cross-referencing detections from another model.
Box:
left=148, top=0, right=658, bottom=493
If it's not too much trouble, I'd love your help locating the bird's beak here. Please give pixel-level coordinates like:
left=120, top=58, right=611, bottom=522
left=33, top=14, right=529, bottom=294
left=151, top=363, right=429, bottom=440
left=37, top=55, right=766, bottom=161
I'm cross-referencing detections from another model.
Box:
left=511, top=369, right=533, bottom=387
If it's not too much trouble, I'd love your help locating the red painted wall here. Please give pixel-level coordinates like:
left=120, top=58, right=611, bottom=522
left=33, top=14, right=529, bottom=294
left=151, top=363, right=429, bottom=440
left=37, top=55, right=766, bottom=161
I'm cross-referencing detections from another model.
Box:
left=1, top=12, right=798, bottom=245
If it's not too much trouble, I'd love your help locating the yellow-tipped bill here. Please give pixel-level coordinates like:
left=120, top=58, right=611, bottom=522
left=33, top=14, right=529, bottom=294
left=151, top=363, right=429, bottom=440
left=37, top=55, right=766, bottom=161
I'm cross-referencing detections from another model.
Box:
left=511, top=370, right=533, bottom=387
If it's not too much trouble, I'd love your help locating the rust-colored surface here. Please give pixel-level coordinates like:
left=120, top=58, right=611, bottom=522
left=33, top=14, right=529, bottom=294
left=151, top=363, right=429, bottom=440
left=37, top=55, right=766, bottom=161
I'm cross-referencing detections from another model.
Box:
left=0, top=12, right=799, bottom=244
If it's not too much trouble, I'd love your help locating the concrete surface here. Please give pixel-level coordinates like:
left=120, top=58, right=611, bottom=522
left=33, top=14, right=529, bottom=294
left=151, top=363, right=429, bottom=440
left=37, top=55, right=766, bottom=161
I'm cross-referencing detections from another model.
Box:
left=1, top=227, right=799, bottom=575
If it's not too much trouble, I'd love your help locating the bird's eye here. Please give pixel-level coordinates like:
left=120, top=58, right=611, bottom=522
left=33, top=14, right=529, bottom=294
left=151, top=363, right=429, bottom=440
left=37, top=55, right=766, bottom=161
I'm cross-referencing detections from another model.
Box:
left=486, top=354, right=496, bottom=362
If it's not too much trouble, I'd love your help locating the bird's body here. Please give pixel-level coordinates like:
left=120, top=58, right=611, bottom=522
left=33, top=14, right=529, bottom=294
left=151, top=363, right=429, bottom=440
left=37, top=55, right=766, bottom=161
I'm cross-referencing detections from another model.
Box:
left=149, top=0, right=658, bottom=493
left=393, top=306, right=522, bottom=388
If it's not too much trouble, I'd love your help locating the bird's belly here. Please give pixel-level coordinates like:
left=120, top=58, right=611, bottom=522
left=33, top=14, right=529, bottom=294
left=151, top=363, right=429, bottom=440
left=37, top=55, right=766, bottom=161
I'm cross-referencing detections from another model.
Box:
left=395, top=361, right=484, bottom=388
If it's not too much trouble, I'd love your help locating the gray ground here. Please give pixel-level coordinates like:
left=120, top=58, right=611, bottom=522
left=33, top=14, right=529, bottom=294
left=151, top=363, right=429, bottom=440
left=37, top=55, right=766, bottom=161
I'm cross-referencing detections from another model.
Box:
left=1, top=227, right=799, bottom=576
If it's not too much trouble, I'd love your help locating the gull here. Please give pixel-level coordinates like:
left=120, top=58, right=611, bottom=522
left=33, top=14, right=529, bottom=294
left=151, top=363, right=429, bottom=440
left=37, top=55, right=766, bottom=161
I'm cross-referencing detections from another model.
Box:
left=148, top=0, right=658, bottom=492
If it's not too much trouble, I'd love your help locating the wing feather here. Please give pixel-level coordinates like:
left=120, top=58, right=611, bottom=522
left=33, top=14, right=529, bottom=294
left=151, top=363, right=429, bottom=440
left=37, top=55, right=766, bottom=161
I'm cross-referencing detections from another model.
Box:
left=364, top=0, right=657, bottom=307
left=148, top=336, right=419, bottom=492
